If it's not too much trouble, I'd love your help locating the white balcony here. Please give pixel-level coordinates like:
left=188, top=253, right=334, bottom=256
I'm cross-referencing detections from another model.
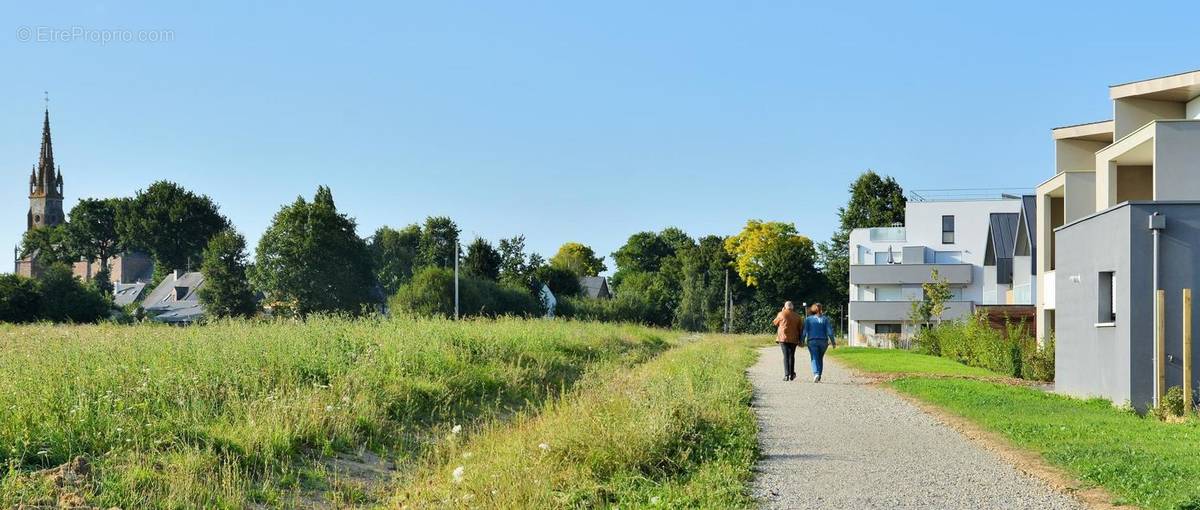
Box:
left=868, top=227, right=906, bottom=242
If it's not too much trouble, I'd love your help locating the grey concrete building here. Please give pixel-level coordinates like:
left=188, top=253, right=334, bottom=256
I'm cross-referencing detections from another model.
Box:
left=1056, top=202, right=1200, bottom=410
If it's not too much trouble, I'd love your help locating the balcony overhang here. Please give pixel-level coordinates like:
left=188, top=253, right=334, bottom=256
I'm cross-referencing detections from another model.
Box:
left=1052, top=120, right=1115, bottom=142
left=1110, top=69, right=1200, bottom=102
left=850, top=300, right=974, bottom=322
left=849, top=263, right=972, bottom=285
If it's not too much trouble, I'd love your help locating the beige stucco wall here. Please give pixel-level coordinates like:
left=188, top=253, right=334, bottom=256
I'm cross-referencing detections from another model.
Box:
left=1114, top=98, right=1186, bottom=139
left=1154, top=122, right=1200, bottom=201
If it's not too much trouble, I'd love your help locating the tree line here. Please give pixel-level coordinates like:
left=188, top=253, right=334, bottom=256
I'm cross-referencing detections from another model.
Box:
left=3, top=171, right=908, bottom=331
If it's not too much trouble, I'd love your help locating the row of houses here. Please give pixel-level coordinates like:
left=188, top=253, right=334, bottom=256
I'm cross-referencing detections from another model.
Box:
left=849, top=68, right=1200, bottom=410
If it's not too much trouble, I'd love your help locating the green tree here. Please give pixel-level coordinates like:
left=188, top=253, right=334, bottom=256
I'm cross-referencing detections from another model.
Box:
left=417, top=216, right=460, bottom=269
left=534, top=264, right=582, bottom=297
left=20, top=224, right=76, bottom=267
left=611, top=231, right=673, bottom=275
left=66, top=198, right=122, bottom=273
left=463, top=237, right=502, bottom=281
left=549, top=242, right=607, bottom=277
left=369, top=224, right=421, bottom=294
left=199, top=229, right=257, bottom=318
left=675, top=235, right=736, bottom=332
left=252, top=186, right=376, bottom=316
left=37, top=264, right=110, bottom=323
left=725, top=220, right=824, bottom=331
left=910, top=269, right=953, bottom=327
left=498, top=235, right=539, bottom=290
left=118, top=181, right=230, bottom=276
left=818, top=171, right=906, bottom=315
left=0, top=274, right=42, bottom=323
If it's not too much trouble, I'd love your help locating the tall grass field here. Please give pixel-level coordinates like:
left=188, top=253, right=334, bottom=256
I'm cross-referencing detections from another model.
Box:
left=0, top=317, right=675, bottom=507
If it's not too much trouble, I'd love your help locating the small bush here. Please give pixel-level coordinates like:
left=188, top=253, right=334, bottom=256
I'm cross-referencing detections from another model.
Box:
left=390, top=267, right=543, bottom=318
left=917, top=312, right=1051, bottom=381
left=556, top=294, right=665, bottom=327
left=1154, top=386, right=1187, bottom=420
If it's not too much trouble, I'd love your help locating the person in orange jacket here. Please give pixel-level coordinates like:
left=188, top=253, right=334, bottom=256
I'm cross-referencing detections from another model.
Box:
left=772, top=301, right=803, bottom=381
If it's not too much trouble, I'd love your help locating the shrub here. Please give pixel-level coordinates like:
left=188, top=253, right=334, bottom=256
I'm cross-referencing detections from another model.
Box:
left=36, top=265, right=111, bottom=323
left=556, top=294, right=665, bottom=326
left=1154, top=386, right=1187, bottom=420
left=1021, top=335, right=1055, bottom=382
left=391, top=267, right=543, bottom=318
left=917, top=311, right=1051, bottom=381
left=0, top=274, right=42, bottom=323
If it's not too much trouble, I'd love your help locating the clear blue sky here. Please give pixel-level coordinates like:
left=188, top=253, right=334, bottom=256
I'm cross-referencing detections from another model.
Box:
left=2, top=1, right=1196, bottom=273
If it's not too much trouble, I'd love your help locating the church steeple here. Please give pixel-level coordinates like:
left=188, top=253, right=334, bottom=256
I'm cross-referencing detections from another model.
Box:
left=35, top=107, right=61, bottom=198
left=27, top=101, right=65, bottom=230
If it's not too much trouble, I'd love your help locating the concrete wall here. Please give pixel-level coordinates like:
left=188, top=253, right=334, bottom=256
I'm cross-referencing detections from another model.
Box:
left=1056, top=139, right=1109, bottom=172
left=850, top=263, right=972, bottom=285
left=1056, top=202, right=1200, bottom=410
left=1116, top=165, right=1154, bottom=203
left=1188, top=96, right=1200, bottom=119
left=1114, top=98, right=1186, bottom=139
left=1154, top=122, right=1200, bottom=201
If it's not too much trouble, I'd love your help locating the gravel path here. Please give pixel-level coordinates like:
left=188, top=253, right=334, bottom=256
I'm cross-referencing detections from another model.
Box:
left=749, top=345, right=1085, bottom=509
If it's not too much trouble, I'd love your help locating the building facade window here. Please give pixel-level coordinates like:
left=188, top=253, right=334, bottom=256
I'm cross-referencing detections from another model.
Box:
left=876, top=323, right=902, bottom=335
left=1098, top=271, right=1116, bottom=324
left=942, top=215, right=955, bottom=244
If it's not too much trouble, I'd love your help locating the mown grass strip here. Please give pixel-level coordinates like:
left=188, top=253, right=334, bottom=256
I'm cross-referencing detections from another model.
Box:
left=0, top=317, right=671, bottom=508
left=829, top=347, right=1002, bottom=378
left=395, top=335, right=760, bottom=509
left=892, top=377, right=1200, bottom=510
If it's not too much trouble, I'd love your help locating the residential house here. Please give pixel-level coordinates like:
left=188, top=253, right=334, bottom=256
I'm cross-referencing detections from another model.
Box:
left=142, top=270, right=206, bottom=323
left=579, top=276, right=612, bottom=299
left=847, top=194, right=1022, bottom=346
left=982, top=212, right=1019, bottom=305
left=1011, top=195, right=1037, bottom=305
left=1037, top=69, right=1200, bottom=409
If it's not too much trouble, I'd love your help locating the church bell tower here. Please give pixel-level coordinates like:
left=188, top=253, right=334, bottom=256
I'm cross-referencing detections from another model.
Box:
left=27, top=107, right=65, bottom=231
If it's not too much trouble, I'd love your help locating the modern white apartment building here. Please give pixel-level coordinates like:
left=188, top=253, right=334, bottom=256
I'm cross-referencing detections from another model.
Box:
left=1037, top=69, right=1200, bottom=409
left=847, top=195, right=1022, bottom=346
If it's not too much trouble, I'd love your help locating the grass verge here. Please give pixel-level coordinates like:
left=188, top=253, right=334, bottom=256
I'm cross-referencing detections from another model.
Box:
left=395, top=334, right=760, bottom=508
left=892, top=377, right=1200, bottom=510
left=829, top=347, right=1002, bottom=378
left=0, top=317, right=670, bottom=508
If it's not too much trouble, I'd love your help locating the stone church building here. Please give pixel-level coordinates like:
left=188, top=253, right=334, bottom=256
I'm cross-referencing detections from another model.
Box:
left=14, top=108, right=153, bottom=283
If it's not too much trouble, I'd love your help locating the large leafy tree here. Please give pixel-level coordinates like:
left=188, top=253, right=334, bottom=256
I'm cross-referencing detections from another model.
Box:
left=369, top=224, right=421, bottom=294
left=498, top=235, right=538, bottom=290
left=817, top=171, right=906, bottom=313
left=725, top=220, right=824, bottom=329
left=611, top=231, right=672, bottom=275
left=549, top=242, right=606, bottom=277
left=463, top=237, right=502, bottom=281
left=20, top=225, right=75, bottom=267
left=675, top=235, right=737, bottom=332
left=66, top=198, right=123, bottom=271
left=417, top=216, right=460, bottom=269
left=199, top=229, right=257, bottom=318
left=118, top=181, right=230, bottom=276
left=252, top=186, right=376, bottom=316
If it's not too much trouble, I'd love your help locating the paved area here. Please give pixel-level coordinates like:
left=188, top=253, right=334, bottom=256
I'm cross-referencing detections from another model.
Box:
left=749, top=346, right=1085, bottom=509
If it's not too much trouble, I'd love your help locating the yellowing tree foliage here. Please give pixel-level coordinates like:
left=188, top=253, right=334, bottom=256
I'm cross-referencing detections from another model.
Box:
left=724, top=220, right=812, bottom=287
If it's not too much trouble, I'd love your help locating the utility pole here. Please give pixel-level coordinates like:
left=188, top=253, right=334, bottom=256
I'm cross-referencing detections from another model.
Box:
left=454, top=240, right=460, bottom=320
left=724, top=269, right=731, bottom=333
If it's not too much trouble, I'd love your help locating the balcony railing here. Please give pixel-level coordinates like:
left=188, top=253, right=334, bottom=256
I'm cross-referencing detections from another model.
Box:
left=868, top=227, right=906, bottom=242
left=1012, top=283, right=1032, bottom=305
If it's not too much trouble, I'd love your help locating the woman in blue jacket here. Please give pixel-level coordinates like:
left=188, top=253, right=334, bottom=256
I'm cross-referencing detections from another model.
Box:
left=801, top=303, right=836, bottom=382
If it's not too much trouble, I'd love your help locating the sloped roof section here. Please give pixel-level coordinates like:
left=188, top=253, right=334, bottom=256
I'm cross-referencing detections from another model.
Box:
left=984, top=213, right=1019, bottom=265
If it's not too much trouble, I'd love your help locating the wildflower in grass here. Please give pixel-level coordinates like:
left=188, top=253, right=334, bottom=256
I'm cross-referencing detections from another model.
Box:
left=325, top=405, right=334, bottom=412
left=452, top=466, right=465, bottom=484
left=651, top=496, right=661, bottom=505
left=462, top=452, right=473, bottom=459
left=538, top=442, right=550, bottom=452
left=452, top=424, right=462, bottom=435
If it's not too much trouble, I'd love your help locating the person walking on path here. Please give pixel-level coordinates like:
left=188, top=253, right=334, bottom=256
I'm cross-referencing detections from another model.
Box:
left=802, top=303, right=835, bottom=382
left=771, top=301, right=803, bottom=381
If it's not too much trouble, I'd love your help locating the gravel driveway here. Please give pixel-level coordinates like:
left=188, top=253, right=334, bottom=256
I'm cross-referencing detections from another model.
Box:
left=749, top=346, right=1085, bottom=509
